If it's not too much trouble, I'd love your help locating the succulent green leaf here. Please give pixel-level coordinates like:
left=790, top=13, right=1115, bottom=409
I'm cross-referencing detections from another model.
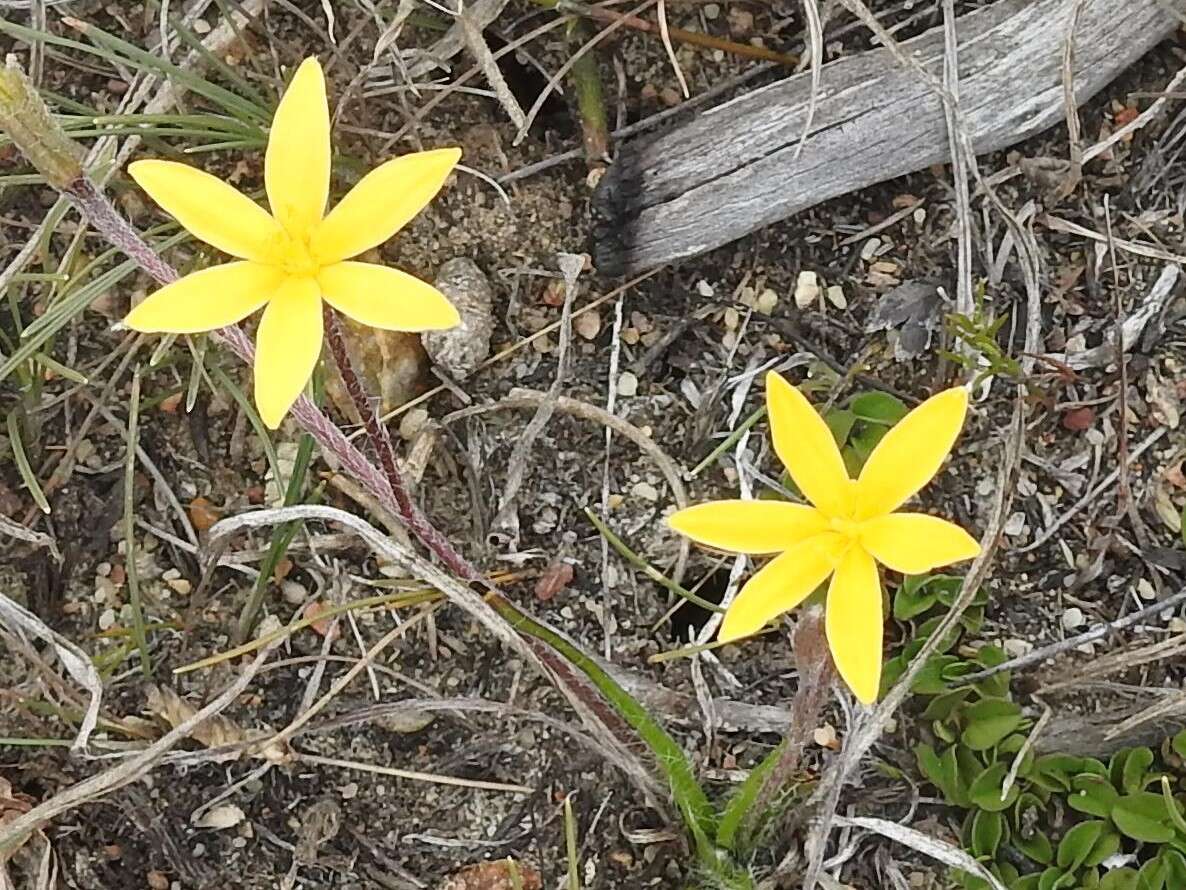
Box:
left=1123, top=748, right=1156, bottom=794
left=962, top=698, right=1024, bottom=751
left=1112, top=792, right=1176, bottom=844
left=1068, top=775, right=1121, bottom=818
left=970, top=762, right=1020, bottom=812
left=970, top=809, right=1005, bottom=858
left=1057, top=819, right=1104, bottom=871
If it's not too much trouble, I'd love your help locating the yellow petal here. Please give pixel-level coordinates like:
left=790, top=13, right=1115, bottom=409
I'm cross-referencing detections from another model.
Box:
left=718, top=533, right=846, bottom=642
left=317, top=261, right=459, bottom=330
left=253, top=277, right=323, bottom=429
left=825, top=546, right=882, bottom=704
left=311, top=148, right=461, bottom=264
left=766, top=372, right=853, bottom=518
left=854, top=387, right=968, bottom=519
left=129, top=160, right=285, bottom=262
left=124, top=262, right=283, bottom=333
left=266, top=57, right=330, bottom=239
left=859, top=513, right=980, bottom=575
left=668, top=500, right=828, bottom=555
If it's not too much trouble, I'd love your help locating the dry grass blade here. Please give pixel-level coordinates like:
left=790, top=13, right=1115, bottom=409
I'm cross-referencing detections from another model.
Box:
left=830, top=816, right=1008, bottom=890
left=487, top=253, right=582, bottom=546
left=0, top=515, right=60, bottom=562
left=201, top=505, right=667, bottom=804
left=458, top=8, right=527, bottom=129
left=0, top=595, right=101, bottom=751
left=0, top=643, right=275, bottom=857
left=794, top=0, right=824, bottom=161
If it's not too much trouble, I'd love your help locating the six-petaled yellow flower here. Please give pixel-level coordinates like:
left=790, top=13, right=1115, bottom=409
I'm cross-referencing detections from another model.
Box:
left=668, top=372, right=981, bottom=704
left=123, top=57, right=461, bottom=428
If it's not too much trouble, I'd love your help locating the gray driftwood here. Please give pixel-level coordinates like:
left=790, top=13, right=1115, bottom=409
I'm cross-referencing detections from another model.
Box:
left=592, top=0, right=1179, bottom=275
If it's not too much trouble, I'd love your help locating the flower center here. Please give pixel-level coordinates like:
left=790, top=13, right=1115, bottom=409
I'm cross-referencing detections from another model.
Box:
left=828, top=516, right=860, bottom=541
left=277, top=232, right=321, bottom=278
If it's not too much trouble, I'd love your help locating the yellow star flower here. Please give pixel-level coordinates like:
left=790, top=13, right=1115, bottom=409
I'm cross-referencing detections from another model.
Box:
left=668, top=372, right=981, bottom=704
left=123, top=57, right=461, bottom=428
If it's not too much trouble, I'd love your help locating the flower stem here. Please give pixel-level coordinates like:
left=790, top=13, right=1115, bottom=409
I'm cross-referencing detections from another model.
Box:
left=321, top=305, right=480, bottom=581
left=747, top=606, right=834, bottom=832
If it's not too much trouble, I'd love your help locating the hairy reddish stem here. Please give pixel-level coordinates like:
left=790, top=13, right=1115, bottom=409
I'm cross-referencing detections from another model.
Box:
left=321, top=305, right=480, bottom=581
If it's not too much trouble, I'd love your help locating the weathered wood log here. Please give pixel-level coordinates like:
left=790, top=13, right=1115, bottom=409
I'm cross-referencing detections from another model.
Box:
left=592, top=0, right=1180, bottom=275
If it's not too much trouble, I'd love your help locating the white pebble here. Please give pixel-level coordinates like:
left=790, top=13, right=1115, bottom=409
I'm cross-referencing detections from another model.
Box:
left=617, top=372, right=639, bottom=397
left=1061, top=607, right=1085, bottom=630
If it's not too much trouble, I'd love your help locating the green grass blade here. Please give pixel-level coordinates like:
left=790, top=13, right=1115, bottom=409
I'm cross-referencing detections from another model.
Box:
left=6, top=228, right=188, bottom=386
left=6, top=410, right=50, bottom=514
left=488, top=596, right=719, bottom=864
left=716, top=741, right=785, bottom=851
left=208, top=364, right=285, bottom=492
left=584, top=506, right=723, bottom=614
left=236, top=433, right=318, bottom=641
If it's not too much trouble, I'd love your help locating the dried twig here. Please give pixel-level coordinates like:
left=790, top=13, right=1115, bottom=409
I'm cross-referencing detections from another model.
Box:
left=962, top=585, right=1186, bottom=683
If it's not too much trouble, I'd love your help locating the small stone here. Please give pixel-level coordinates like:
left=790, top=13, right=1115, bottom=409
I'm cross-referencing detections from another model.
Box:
left=659, top=86, right=681, bottom=107
left=193, top=804, right=245, bottom=830
left=617, top=371, right=639, bottom=397
left=147, top=871, right=169, bottom=890
left=703, top=2, right=720, bottom=17
left=632, top=482, right=659, bottom=502
left=696, top=280, right=714, bottom=297
left=723, top=307, right=740, bottom=330
left=574, top=311, right=601, bottom=340
left=860, top=237, right=881, bottom=261
left=825, top=285, right=847, bottom=310
left=1003, top=638, right=1033, bottom=658
left=755, top=288, right=779, bottom=314
left=727, top=6, right=753, bottom=34
left=794, top=270, right=820, bottom=309
left=1061, top=607, right=1085, bottom=630
left=282, top=580, right=307, bottom=605
left=340, top=782, right=359, bottom=800
left=423, top=258, right=494, bottom=380
left=1003, top=512, right=1027, bottom=536
left=98, top=608, right=116, bottom=631
left=166, top=577, right=192, bottom=596
left=398, top=407, right=429, bottom=440
left=1137, top=578, right=1157, bottom=600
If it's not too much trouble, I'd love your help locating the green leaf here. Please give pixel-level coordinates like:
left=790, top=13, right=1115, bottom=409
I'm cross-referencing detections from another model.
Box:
left=894, top=575, right=940, bottom=621
left=1033, top=754, right=1086, bottom=793
left=1112, top=792, right=1176, bottom=843
left=962, top=698, right=1024, bottom=751
left=1015, top=828, right=1054, bottom=866
left=1057, top=819, right=1105, bottom=871
left=1138, top=855, right=1168, bottom=890
left=850, top=390, right=909, bottom=425
left=1084, top=829, right=1122, bottom=869
left=922, top=687, right=973, bottom=722
left=1157, top=849, right=1186, bottom=883
left=1172, top=730, right=1186, bottom=761
left=717, top=741, right=784, bottom=853
left=1099, top=869, right=1140, bottom=890
left=913, top=654, right=963, bottom=695
left=970, top=809, right=1005, bottom=858
left=489, top=598, right=719, bottom=867
left=824, top=408, right=856, bottom=447
left=970, top=762, right=1020, bottom=812
left=1068, top=775, right=1121, bottom=818
left=1037, top=866, right=1075, bottom=890
left=1122, top=748, right=1156, bottom=794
